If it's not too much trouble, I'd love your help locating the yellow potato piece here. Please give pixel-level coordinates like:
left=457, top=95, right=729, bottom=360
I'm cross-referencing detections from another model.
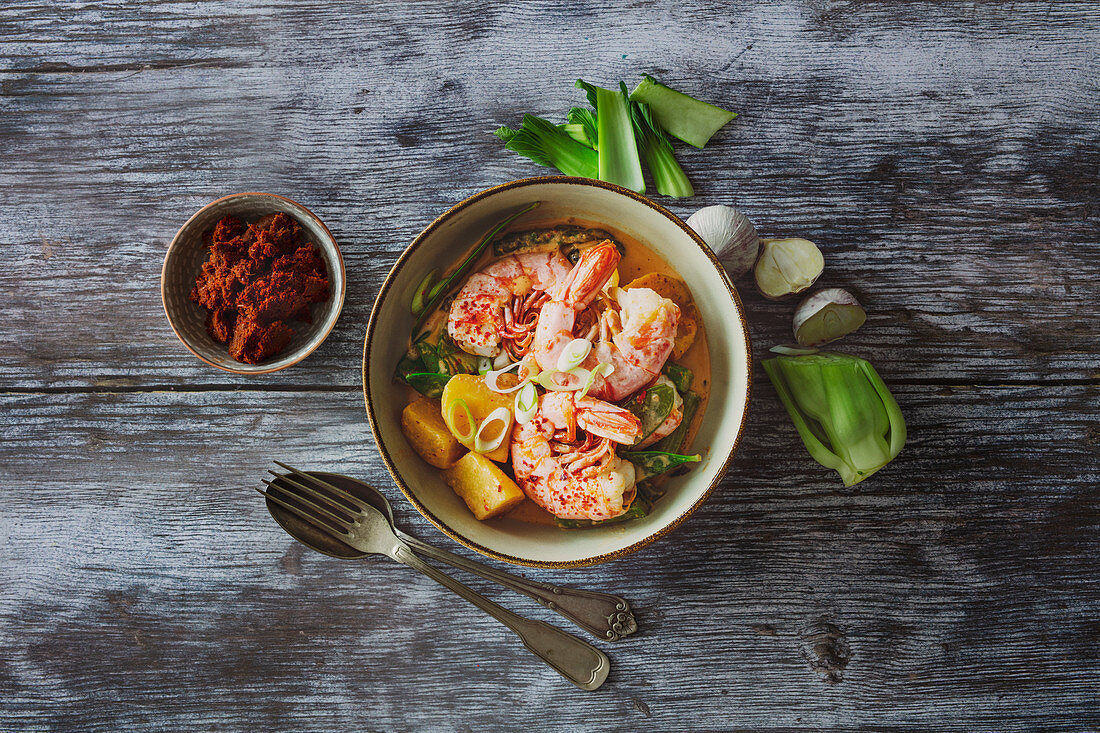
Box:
left=401, top=397, right=466, bottom=469
left=443, top=452, right=526, bottom=520
left=624, top=272, right=699, bottom=359
left=440, top=373, right=514, bottom=463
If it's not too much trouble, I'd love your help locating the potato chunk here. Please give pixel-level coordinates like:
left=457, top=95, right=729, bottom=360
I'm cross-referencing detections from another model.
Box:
left=624, top=272, right=699, bottom=359
left=401, top=397, right=466, bottom=469
left=443, top=452, right=526, bottom=520
left=440, top=374, right=514, bottom=463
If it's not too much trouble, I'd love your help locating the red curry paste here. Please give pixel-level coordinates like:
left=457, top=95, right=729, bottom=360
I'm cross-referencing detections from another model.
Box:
left=190, top=213, right=330, bottom=364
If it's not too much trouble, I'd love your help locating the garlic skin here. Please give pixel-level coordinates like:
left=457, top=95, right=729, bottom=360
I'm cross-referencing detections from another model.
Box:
left=754, top=238, right=824, bottom=300
left=686, top=205, right=760, bottom=279
left=793, top=288, right=867, bottom=346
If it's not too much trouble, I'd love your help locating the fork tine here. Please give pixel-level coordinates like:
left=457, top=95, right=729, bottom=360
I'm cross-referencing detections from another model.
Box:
left=262, top=478, right=354, bottom=528
left=256, top=488, right=350, bottom=537
left=271, top=461, right=368, bottom=511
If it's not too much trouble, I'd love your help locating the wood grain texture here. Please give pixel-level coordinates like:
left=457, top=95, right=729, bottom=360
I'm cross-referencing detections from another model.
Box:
left=1, top=0, right=1097, bottom=730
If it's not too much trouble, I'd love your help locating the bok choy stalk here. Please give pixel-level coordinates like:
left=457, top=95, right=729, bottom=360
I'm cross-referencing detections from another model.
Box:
left=493, top=114, right=598, bottom=179
left=576, top=79, right=645, bottom=193
left=630, top=99, right=694, bottom=198
left=763, top=352, right=906, bottom=487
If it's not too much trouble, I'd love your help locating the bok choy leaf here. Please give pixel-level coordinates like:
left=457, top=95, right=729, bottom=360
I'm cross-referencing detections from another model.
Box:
left=763, top=351, right=906, bottom=486
left=629, top=74, right=737, bottom=149
left=492, top=114, right=598, bottom=179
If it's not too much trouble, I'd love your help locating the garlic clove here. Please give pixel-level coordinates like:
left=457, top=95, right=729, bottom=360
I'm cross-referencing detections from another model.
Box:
left=754, top=238, right=824, bottom=299
left=686, top=205, right=760, bottom=280
left=793, top=288, right=867, bottom=346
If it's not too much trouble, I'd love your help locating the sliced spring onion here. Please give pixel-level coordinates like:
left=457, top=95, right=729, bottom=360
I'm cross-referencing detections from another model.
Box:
left=473, top=407, right=512, bottom=454
left=514, top=381, right=539, bottom=424
left=447, top=398, right=476, bottom=443
left=577, top=362, right=614, bottom=400
left=536, top=368, right=589, bottom=391
left=485, top=361, right=529, bottom=393
left=556, top=338, right=593, bottom=372
left=477, top=356, right=493, bottom=375
left=411, top=269, right=439, bottom=316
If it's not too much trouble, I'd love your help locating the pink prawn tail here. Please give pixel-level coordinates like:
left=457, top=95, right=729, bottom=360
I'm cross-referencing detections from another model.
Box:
left=575, top=396, right=642, bottom=445
left=558, top=241, right=620, bottom=309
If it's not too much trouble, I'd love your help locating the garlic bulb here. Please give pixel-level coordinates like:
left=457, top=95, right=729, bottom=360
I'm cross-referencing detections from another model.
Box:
left=686, top=205, right=760, bottom=279
left=754, top=238, right=824, bottom=300
left=793, top=288, right=867, bottom=346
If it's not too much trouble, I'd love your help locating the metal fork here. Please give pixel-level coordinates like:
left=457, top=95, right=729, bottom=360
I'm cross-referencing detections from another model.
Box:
left=257, top=466, right=610, bottom=691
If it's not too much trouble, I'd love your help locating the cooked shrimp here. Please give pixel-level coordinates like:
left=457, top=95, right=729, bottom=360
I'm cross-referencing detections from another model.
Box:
left=511, top=391, right=640, bottom=521
left=448, top=251, right=572, bottom=358
left=528, top=242, right=681, bottom=401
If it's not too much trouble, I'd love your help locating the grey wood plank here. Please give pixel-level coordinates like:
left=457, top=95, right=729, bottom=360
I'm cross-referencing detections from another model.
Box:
left=1, top=1, right=1097, bottom=388
left=1, top=385, right=1096, bottom=731
left=2, top=0, right=1098, bottom=730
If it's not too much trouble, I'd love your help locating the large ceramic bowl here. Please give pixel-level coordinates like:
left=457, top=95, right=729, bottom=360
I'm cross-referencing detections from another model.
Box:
left=363, top=177, right=750, bottom=567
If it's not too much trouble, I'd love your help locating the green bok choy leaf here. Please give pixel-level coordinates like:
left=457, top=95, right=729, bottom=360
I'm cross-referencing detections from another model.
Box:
left=763, top=352, right=906, bottom=487
left=493, top=115, right=599, bottom=179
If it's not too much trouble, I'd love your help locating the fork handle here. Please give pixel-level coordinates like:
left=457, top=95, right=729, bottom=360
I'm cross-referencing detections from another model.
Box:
left=389, top=542, right=610, bottom=691
left=397, top=531, right=637, bottom=641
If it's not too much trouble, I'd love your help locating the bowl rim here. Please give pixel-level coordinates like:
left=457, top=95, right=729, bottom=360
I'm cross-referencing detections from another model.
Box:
left=161, top=191, right=347, bottom=375
left=363, top=176, right=752, bottom=568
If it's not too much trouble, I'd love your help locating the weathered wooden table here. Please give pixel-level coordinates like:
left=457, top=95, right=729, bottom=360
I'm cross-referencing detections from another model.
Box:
left=2, top=2, right=1097, bottom=730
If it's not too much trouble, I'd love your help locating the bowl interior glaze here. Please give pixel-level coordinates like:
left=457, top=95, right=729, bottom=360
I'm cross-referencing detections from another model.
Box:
left=364, top=178, right=750, bottom=567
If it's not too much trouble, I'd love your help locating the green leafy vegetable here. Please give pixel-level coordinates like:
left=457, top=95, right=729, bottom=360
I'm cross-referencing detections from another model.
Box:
left=621, top=450, right=702, bottom=478
left=629, top=74, right=736, bottom=149
left=403, top=372, right=451, bottom=399
left=555, top=495, right=650, bottom=529
left=660, top=362, right=694, bottom=394
left=630, top=100, right=694, bottom=198
left=412, top=201, right=540, bottom=333
left=416, top=340, right=441, bottom=374
left=436, top=333, right=480, bottom=376
left=653, top=390, right=701, bottom=454
left=493, top=114, right=599, bottom=179
left=558, top=123, right=593, bottom=148
left=576, top=79, right=645, bottom=193
left=567, top=107, right=598, bottom=149
left=762, top=351, right=906, bottom=487
left=621, top=382, right=676, bottom=442
left=493, top=126, right=517, bottom=143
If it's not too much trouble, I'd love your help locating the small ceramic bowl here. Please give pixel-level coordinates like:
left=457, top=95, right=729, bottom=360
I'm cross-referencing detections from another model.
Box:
left=161, top=193, right=346, bottom=374
left=363, top=177, right=752, bottom=568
